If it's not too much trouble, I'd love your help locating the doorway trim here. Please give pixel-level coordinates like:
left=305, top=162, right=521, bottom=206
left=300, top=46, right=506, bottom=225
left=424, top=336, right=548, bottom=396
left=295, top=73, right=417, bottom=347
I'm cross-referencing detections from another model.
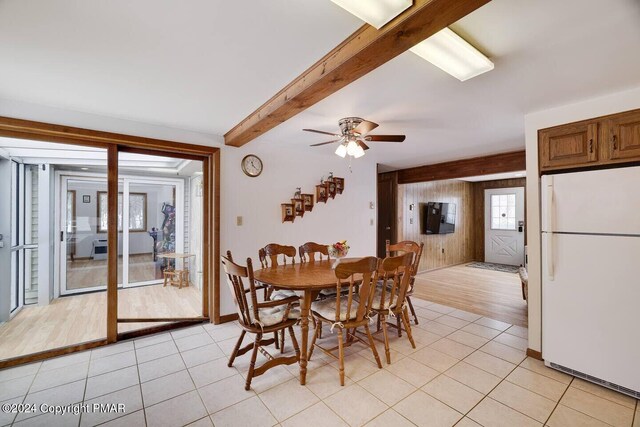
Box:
left=484, top=186, right=526, bottom=266
left=0, top=116, right=221, bottom=369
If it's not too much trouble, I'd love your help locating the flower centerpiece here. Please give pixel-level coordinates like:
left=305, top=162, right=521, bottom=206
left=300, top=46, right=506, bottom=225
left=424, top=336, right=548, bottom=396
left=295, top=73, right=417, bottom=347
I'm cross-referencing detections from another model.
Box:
left=328, top=240, right=349, bottom=258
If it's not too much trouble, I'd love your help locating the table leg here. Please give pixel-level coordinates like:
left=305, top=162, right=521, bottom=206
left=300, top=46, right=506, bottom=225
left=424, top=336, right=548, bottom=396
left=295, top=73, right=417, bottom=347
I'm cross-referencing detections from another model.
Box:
left=299, top=290, right=312, bottom=385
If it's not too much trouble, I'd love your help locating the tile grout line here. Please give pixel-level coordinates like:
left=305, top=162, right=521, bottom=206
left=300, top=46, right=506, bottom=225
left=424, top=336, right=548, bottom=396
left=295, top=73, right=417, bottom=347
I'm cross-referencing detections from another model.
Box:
left=542, top=376, right=575, bottom=427
left=131, top=336, right=148, bottom=427
left=8, top=361, right=42, bottom=426
left=174, top=326, right=215, bottom=425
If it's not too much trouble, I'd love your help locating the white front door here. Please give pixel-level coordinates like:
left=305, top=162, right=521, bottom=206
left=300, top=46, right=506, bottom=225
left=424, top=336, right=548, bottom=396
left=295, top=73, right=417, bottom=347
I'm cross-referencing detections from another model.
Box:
left=484, top=187, right=525, bottom=266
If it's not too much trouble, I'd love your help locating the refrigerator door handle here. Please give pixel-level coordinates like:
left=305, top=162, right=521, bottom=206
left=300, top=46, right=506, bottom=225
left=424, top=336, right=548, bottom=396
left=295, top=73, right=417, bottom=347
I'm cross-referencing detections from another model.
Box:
left=545, top=177, right=555, bottom=280
left=546, top=233, right=554, bottom=280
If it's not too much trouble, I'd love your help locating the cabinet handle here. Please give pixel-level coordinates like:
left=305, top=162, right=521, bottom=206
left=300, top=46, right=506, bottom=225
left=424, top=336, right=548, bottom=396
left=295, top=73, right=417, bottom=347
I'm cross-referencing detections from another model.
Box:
left=588, top=139, right=593, bottom=153
left=612, top=134, right=618, bottom=150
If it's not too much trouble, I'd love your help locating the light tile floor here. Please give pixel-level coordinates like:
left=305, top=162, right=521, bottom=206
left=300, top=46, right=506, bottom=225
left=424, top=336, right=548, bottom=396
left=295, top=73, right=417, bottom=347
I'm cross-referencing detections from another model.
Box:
left=0, top=297, right=638, bottom=427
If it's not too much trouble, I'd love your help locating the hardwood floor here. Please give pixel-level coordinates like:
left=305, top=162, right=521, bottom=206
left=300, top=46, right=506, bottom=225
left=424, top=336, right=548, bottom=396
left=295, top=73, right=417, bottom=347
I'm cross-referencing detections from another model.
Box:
left=66, top=253, right=160, bottom=290
left=0, top=285, right=202, bottom=360
left=413, top=263, right=528, bottom=327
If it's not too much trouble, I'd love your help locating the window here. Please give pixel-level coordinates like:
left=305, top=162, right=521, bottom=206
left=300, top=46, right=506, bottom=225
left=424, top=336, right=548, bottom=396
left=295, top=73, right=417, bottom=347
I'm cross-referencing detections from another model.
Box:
left=97, top=192, right=147, bottom=232
left=491, top=193, right=516, bottom=230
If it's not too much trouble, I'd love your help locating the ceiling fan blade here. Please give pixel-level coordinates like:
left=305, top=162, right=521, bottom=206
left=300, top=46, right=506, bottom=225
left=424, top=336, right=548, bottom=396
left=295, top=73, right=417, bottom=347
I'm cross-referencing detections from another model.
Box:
left=365, top=135, right=406, bottom=142
left=357, top=140, right=370, bottom=150
left=303, top=128, right=341, bottom=137
left=353, top=120, right=379, bottom=136
left=310, top=139, right=341, bottom=147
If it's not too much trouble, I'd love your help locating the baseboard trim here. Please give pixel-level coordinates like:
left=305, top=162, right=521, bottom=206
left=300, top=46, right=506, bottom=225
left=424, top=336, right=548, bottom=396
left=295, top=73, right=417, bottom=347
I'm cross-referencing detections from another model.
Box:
left=218, top=313, right=239, bottom=324
left=526, top=348, right=543, bottom=360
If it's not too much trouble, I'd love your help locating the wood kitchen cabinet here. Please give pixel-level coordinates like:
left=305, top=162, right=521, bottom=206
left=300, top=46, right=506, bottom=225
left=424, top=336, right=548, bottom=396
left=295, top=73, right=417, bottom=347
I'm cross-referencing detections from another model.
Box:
left=539, top=108, right=640, bottom=172
left=539, top=121, right=599, bottom=171
left=607, top=109, right=640, bottom=162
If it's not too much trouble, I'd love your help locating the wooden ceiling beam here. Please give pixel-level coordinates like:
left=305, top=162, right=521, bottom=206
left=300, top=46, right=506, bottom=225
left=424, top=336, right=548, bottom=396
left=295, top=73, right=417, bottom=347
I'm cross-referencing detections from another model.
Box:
left=396, top=150, right=526, bottom=184
left=224, top=0, right=491, bottom=147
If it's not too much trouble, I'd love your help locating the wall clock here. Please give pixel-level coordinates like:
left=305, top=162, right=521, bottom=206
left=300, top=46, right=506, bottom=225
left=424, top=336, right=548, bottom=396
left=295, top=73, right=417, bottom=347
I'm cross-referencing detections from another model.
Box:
left=241, top=154, right=263, bottom=177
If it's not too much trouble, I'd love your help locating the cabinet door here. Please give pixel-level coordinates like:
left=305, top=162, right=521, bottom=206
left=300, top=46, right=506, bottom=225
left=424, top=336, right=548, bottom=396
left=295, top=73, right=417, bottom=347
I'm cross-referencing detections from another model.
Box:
left=608, top=110, right=640, bottom=162
left=539, top=121, right=599, bottom=171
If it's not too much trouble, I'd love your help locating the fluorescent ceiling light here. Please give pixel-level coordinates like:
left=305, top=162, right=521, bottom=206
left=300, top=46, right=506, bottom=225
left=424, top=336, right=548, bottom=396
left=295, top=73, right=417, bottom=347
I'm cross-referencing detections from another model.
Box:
left=330, top=0, right=412, bottom=29
left=410, top=27, right=494, bottom=81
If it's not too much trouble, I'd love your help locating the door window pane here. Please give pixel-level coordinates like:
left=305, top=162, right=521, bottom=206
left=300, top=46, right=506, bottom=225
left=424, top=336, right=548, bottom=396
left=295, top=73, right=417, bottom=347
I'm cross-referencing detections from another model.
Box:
left=98, top=192, right=146, bottom=232
left=490, top=193, right=517, bottom=230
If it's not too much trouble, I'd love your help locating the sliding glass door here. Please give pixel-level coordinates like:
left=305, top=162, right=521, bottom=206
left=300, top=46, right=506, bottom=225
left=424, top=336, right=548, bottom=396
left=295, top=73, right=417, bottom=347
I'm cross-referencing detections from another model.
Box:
left=60, top=175, right=185, bottom=294
left=9, top=161, right=39, bottom=314
left=116, top=150, right=204, bottom=333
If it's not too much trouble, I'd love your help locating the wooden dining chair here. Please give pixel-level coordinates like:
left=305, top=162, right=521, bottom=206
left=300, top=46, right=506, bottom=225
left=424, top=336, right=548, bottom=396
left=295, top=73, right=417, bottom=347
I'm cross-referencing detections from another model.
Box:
left=386, top=240, right=424, bottom=333
left=371, top=253, right=416, bottom=364
left=259, top=243, right=300, bottom=351
left=299, top=242, right=333, bottom=338
left=222, top=251, right=301, bottom=390
left=299, top=242, right=330, bottom=263
left=308, top=257, right=382, bottom=386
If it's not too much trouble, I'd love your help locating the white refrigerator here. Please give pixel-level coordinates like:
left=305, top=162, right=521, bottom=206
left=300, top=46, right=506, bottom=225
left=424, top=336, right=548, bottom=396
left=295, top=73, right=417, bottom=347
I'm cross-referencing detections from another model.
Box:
left=541, top=166, right=640, bottom=397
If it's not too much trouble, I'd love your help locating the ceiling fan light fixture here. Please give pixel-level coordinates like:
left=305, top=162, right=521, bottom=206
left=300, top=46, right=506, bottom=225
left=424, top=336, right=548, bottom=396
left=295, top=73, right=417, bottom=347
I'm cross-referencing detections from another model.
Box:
left=410, top=27, right=494, bottom=81
left=335, top=143, right=348, bottom=158
left=330, top=0, right=412, bottom=30
left=353, top=145, right=366, bottom=158
left=346, top=139, right=358, bottom=156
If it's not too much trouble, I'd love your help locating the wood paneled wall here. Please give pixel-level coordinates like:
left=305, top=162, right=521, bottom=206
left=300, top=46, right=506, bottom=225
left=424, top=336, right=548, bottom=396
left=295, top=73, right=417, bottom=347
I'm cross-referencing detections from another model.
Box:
left=472, top=178, right=526, bottom=261
left=397, top=180, right=475, bottom=272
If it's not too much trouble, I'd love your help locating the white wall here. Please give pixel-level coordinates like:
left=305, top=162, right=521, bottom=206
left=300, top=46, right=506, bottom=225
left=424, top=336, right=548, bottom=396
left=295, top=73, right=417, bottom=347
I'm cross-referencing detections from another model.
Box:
left=524, top=85, right=640, bottom=353
left=219, top=144, right=377, bottom=314
left=0, top=99, right=379, bottom=318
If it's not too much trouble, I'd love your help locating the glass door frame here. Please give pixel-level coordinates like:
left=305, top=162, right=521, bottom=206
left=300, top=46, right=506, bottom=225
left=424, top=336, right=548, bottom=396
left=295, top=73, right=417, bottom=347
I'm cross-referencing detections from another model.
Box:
left=0, top=116, right=219, bottom=367
left=9, top=160, right=38, bottom=316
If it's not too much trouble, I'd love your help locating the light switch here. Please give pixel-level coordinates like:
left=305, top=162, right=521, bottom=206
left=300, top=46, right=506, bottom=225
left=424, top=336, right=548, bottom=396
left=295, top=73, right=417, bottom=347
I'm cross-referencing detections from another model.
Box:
left=370, top=219, right=374, bottom=226
left=236, top=216, right=243, bottom=226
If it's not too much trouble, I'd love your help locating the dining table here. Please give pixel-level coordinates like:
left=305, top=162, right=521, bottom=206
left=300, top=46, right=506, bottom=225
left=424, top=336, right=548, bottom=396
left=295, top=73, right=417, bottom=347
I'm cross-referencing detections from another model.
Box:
left=253, top=258, right=348, bottom=385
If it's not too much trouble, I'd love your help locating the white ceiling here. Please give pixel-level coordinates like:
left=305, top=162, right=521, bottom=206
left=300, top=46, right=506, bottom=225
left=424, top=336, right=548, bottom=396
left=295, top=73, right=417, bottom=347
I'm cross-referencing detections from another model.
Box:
left=0, top=0, right=362, bottom=135
left=1, top=0, right=640, bottom=171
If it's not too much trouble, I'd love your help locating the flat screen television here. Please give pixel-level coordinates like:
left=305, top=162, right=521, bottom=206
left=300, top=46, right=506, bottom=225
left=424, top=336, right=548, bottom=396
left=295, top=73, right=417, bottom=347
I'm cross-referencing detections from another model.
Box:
left=424, top=202, right=456, bottom=234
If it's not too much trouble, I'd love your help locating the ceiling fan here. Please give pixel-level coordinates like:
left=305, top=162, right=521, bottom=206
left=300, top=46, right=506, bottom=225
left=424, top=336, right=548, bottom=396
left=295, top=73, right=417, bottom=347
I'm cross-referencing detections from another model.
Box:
left=303, top=117, right=406, bottom=158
